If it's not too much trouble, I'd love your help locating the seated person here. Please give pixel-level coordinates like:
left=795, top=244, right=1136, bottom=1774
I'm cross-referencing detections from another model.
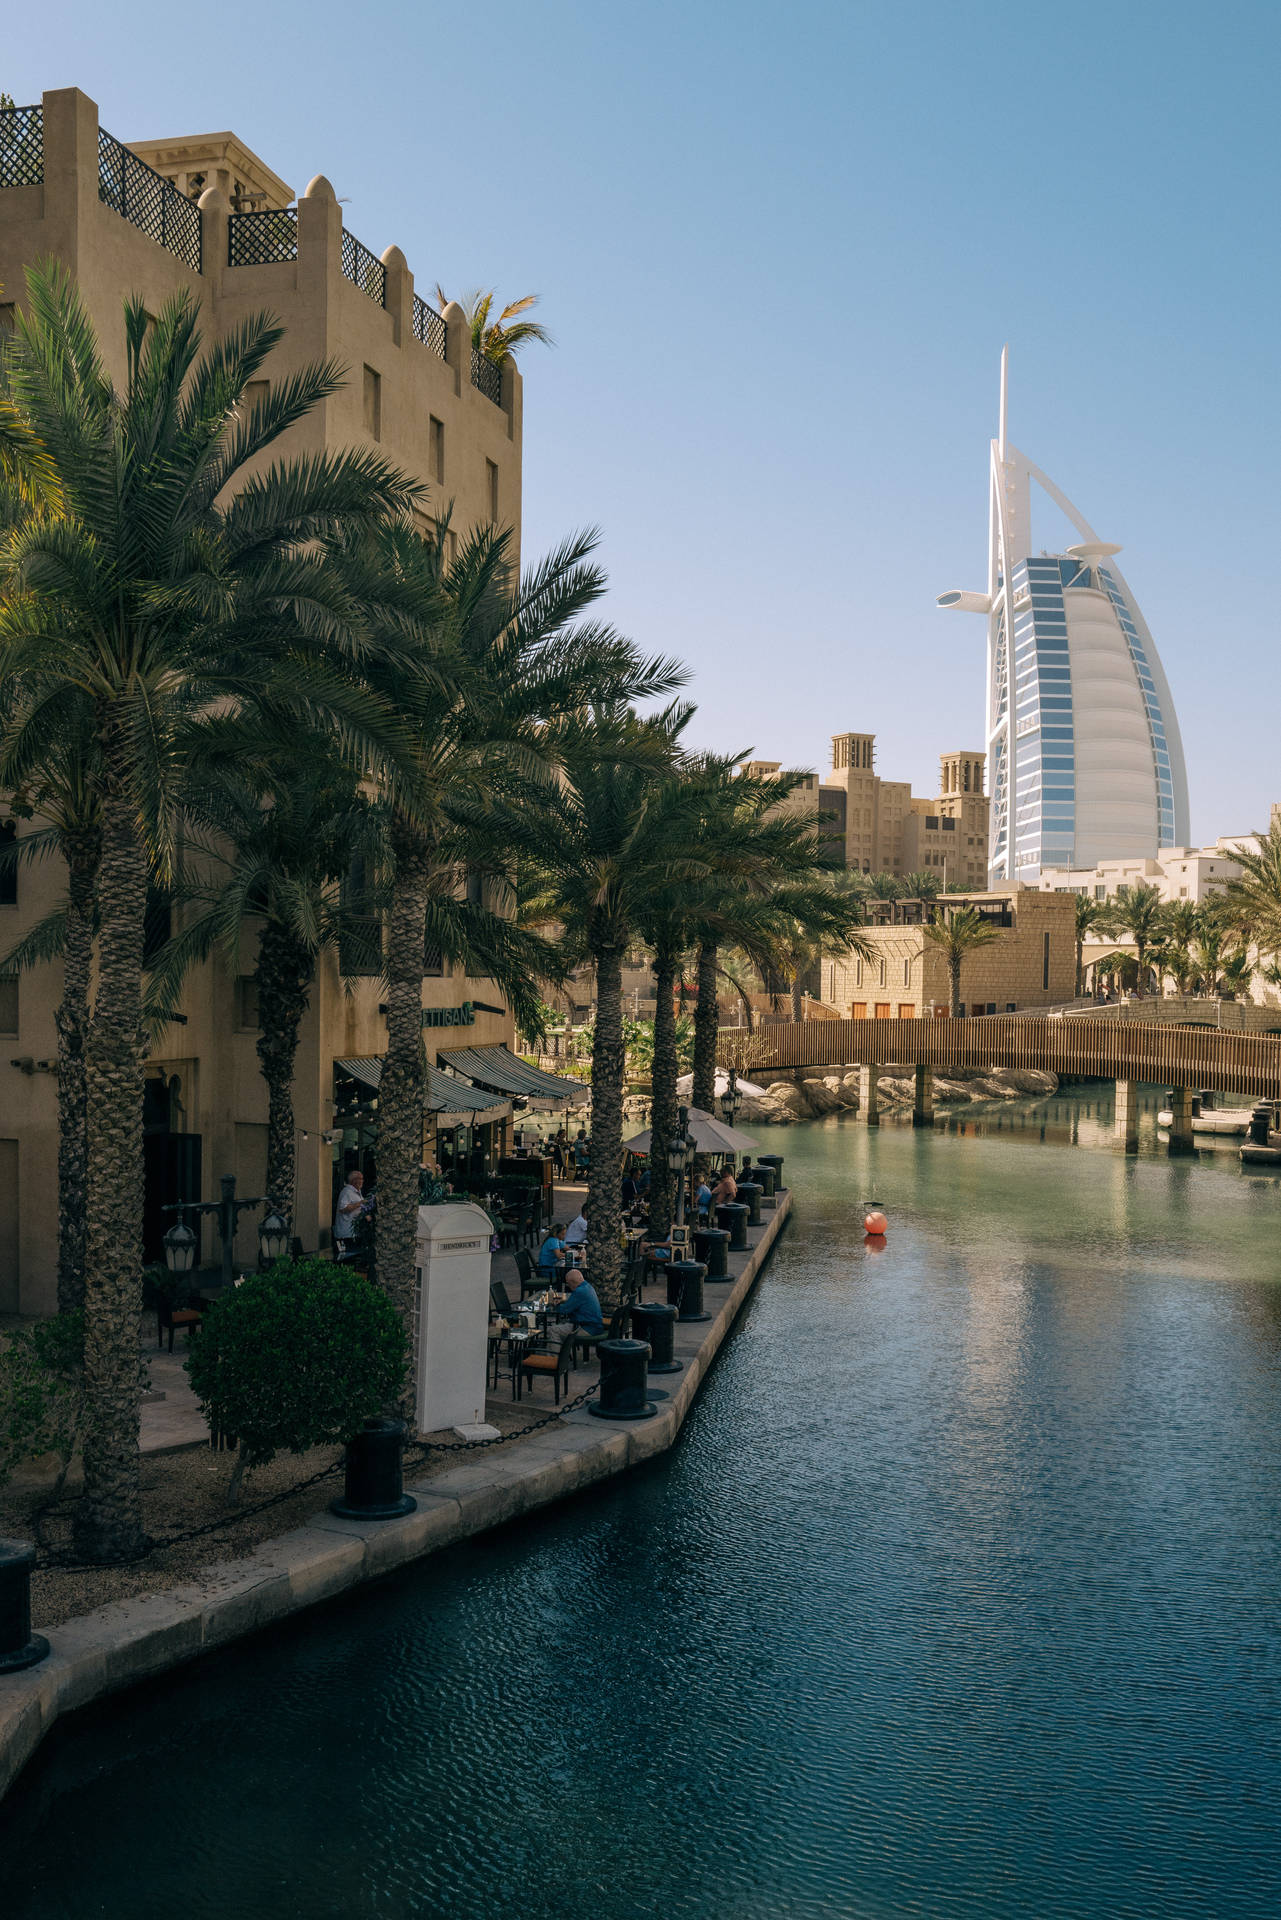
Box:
left=711, top=1167, right=737, bottom=1207
left=548, top=1268, right=605, bottom=1350
left=637, top=1165, right=652, bottom=1196
left=537, top=1224, right=567, bottom=1278
left=564, top=1204, right=589, bottom=1247
left=621, top=1171, right=639, bottom=1208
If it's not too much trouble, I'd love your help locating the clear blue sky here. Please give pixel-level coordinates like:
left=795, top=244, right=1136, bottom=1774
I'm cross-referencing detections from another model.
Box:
left=9, top=0, right=1279, bottom=842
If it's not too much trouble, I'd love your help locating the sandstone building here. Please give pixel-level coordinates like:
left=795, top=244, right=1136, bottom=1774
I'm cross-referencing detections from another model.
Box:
left=0, top=88, right=547, bottom=1311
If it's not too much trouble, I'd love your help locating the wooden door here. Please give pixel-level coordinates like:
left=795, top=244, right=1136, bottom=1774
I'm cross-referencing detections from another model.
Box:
left=874, top=1003, right=892, bottom=1019
left=898, top=1004, right=916, bottom=1019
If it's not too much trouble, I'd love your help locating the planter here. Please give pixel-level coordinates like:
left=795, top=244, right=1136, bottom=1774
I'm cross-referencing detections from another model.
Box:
left=330, top=1417, right=417, bottom=1521
left=588, top=1337, right=657, bottom=1420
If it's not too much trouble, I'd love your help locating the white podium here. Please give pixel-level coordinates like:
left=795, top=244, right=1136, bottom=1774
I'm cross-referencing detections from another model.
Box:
left=414, top=1202, right=494, bottom=1435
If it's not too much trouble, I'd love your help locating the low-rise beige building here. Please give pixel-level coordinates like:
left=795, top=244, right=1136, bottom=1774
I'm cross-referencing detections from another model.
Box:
left=745, top=733, right=989, bottom=886
left=822, top=888, right=1076, bottom=1019
left=0, top=89, right=533, bottom=1312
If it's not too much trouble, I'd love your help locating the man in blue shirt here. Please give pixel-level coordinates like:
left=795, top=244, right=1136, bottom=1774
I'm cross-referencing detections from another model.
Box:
left=554, top=1268, right=604, bottom=1339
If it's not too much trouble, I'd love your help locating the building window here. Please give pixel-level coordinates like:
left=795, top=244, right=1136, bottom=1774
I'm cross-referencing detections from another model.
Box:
left=423, top=940, right=444, bottom=977
left=903, top=958, right=911, bottom=986
left=0, top=975, right=16, bottom=1036
left=143, top=887, right=172, bottom=968
left=235, top=976, right=260, bottom=1030
left=0, top=822, right=16, bottom=906
left=855, top=959, right=863, bottom=986
left=878, top=958, right=886, bottom=988
left=1043, top=931, right=1051, bottom=991
left=363, top=366, right=382, bottom=441
left=1095, top=885, right=1106, bottom=900
left=486, top=459, right=499, bottom=523
left=429, top=415, right=444, bottom=484
left=340, top=855, right=381, bottom=975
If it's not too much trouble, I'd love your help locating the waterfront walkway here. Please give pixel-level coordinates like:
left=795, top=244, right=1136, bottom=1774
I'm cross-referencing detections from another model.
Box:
left=0, top=1187, right=791, bottom=1800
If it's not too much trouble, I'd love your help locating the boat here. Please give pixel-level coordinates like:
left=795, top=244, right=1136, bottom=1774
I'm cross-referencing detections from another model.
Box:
left=1156, top=1090, right=1255, bottom=1136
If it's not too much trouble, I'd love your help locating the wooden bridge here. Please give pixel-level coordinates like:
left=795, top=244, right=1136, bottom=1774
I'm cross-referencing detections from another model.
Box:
left=718, top=1014, right=1281, bottom=1102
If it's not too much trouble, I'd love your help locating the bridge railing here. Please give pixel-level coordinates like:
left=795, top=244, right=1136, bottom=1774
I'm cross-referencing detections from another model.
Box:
left=717, top=1014, right=1281, bottom=1100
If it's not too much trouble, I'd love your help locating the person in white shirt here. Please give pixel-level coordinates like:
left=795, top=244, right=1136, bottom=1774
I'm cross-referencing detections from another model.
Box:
left=564, top=1204, right=589, bottom=1247
left=334, top=1170, right=366, bottom=1246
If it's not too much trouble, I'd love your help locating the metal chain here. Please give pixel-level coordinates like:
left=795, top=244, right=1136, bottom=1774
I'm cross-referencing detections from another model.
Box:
left=33, top=1380, right=600, bottom=1575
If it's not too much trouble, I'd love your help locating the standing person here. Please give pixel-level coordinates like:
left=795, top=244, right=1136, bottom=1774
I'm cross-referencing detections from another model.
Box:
left=695, top=1174, right=713, bottom=1221
left=334, top=1169, right=366, bottom=1252
left=573, top=1129, right=591, bottom=1178
left=551, top=1127, right=568, bottom=1176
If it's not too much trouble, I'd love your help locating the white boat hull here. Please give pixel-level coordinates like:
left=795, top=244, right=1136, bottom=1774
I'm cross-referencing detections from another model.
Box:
left=1156, top=1108, right=1254, bottom=1135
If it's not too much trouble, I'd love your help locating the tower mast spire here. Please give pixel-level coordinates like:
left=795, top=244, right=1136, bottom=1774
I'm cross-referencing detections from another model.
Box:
left=998, top=343, right=1008, bottom=465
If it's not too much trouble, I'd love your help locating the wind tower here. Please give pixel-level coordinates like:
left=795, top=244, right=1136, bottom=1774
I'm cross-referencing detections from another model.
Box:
left=937, top=349, right=1189, bottom=883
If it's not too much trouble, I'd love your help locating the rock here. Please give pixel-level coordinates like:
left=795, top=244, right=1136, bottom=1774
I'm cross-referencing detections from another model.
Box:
left=842, top=1071, right=862, bottom=1089
left=801, top=1078, right=841, bottom=1115
left=767, top=1081, right=809, bottom=1115
left=970, top=1076, right=1020, bottom=1099
left=985, top=1068, right=1059, bottom=1095
left=877, top=1076, right=914, bottom=1103
left=932, top=1080, right=973, bottom=1103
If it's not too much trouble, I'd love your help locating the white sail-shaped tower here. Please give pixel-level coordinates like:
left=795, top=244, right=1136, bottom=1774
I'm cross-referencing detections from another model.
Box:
left=937, top=350, right=1190, bottom=884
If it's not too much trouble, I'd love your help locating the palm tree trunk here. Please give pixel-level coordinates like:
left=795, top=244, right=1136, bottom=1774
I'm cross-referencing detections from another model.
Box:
left=791, top=974, right=804, bottom=1022
left=56, top=830, right=99, bottom=1316
left=586, top=941, right=625, bottom=1301
left=950, top=954, right=962, bottom=1019
left=647, top=946, right=679, bottom=1239
left=76, top=757, right=148, bottom=1563
left=692, top=941, right=719, bottom=1112
left=1074, top=936, right=1083, bottom=997
left=254, top=918, right=313, bottom=1227
left=377, top=819, right=430, bottom=1420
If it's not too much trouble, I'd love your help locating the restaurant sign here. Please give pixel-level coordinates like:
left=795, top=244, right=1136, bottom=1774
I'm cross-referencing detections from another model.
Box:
left=422, top=1002, right=476, bottom=1029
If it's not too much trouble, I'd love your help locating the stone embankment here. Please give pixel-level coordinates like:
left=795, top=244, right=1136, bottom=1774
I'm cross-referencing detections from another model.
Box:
left=743, top=1064, right=1058, bottom=1125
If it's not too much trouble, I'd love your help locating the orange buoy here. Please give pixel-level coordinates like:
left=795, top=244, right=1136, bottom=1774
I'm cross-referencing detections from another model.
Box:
left=864, top=1210, right=888, bottom=1236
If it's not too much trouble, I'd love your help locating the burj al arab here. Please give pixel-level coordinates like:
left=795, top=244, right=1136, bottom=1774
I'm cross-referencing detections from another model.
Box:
left=937, top=350, right=1190, bottom=884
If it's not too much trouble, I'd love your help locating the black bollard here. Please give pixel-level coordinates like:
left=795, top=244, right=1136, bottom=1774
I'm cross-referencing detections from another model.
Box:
left=588, top=1338, right=657, bottom=1420
left=629, top=1301, right=682, bottom=1373
left=693, top=1226, right=730, bottom=1278
left=756, top=1153, right=784, bottom=1186
left=667, top=1259, right=711, bottom=1323
left=330, top=1417, right=417, bottom=1520
left=717, top=1201, right=749, bottom=1251
left=746, top=1164, right=777, bottom=1201
left=0, top=1539, right=49, bottom=1674
left=1248, top=1102, right=1272, bottom=1146
left=736, top=1180, right=763, bottom=1226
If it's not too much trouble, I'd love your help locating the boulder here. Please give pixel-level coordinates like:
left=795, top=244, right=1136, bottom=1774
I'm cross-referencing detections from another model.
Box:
left=985, top=1068, right=1059, bottom=1095
left=932, top=1079, right=973, bottom=1103
left=877, top=1075, right=914, bottom=1103
left=970, top=1076, right=1020, bottom=1100
left=766, top=1081, right=809, bottom=1115
left=801, top=1078, right=842, bottom=1115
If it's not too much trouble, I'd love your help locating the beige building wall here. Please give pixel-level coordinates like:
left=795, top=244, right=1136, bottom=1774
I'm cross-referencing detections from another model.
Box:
left=824, top=888, right=1076, bottom=1019
left=0, top=89, right=525, bottom=1310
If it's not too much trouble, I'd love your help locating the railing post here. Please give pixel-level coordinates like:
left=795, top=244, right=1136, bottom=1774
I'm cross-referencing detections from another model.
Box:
left=297, top=172, right=342, bottom=352
left=442, top=297, right=467, bottom=400
left=198, top=186, right=228, bottom=302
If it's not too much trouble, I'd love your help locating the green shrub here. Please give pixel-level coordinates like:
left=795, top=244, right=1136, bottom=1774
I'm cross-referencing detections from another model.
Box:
left=0, top=1311, right=85, bottom=1492
left=186, top=1259, right=406, bottom=1500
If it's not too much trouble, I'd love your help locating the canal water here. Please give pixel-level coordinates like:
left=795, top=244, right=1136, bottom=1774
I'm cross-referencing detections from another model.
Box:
left=3, top=1090, right=1280, bottom=1919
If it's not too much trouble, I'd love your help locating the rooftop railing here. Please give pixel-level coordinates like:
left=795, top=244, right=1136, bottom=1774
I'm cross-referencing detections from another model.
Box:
left=228, top=207, right=298, bottom=266
left=470, top=346, right=503, bottom=406
left=98, top=126, right=201, bottom=273
left=412, top=292, right=447, bottom=360
left=341, top=228, right=385, bottom=306
left=0, top=103, right=43, bottom=187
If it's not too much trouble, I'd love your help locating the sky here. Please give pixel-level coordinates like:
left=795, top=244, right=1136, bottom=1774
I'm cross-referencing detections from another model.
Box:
left=8, top=0, right=1279, bottom=842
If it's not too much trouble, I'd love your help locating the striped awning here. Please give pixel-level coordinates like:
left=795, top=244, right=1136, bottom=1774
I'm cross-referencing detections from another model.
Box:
left=437, top=1043, right=584, bottom=1103
left=334, top=1058, right=512, bottom=1128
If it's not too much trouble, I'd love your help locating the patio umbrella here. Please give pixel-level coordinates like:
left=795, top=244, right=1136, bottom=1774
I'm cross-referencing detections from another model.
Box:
left=623, top=1105, right=758, bottom=1156
left=675, top=1069, right=767, bottom=1100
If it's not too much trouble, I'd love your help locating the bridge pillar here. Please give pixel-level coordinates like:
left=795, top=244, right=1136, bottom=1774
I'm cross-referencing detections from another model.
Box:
left=912, top=1062, right=934, bottom=1127
left=1115, top=1080, right=1139, bottom=1153
left=1166, top=1085, right=1196, bottom=1156
left=858, top=1064, right=880, bottom=1127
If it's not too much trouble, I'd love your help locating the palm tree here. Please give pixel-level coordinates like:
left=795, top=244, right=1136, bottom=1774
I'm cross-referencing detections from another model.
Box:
left=1108, top=882, right=1169, bottom=989
left=0, top=266, right=420, bottom=1560
left=1222, top=819, right=1281, bottom=952
left=434, top=288, right=552, bottom=365
left=348, top=522, right=680, bottom=1399
left=923, top=904, right=1002, bottom=1017
left=146, top=747, right=386, bottom=1229
left=1073, top=895, right=1115, bottom=996
left=1219, top=948, right=1254, bottom=1000
left=1191, top=919, right=1228, bottom=998
left=866, top=871, right=903, bottom=901
left=514, top=704, right=709, bottom=1297
left=901, top=870, right=940, bottom=901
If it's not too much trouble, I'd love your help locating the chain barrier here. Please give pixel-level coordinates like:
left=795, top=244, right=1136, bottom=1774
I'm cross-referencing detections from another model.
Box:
left=32, top=1378, right=600, bottom=1576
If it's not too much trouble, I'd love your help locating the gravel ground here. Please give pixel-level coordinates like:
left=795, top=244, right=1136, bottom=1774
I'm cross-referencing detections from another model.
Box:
left=1, top=1384, right=588, bottom=1632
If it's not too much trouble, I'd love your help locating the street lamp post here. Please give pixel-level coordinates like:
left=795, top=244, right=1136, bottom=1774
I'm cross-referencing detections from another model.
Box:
left=719, top=1069, right=742, bottom=1127
left=162, top=1174, right=282, bottom=1291
left=666, top=1104, right=689, bottom=1231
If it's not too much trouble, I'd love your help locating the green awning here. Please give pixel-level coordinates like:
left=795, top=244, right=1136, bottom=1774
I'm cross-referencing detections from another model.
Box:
left=437, top=1043, right=585, bottom=1104
left=335, top=1058, right=512, bottom=1127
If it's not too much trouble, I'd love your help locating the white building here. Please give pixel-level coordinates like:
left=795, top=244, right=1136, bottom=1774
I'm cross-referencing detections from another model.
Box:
left=1037, top=839, right=1255, bottom=906
left=937, top=349, right=1191, bottom=884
